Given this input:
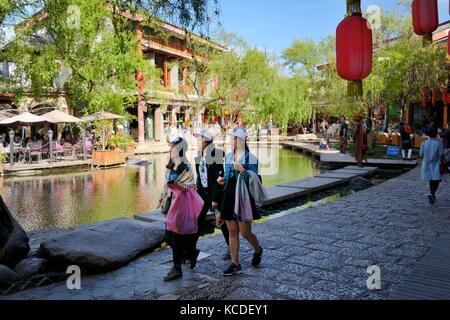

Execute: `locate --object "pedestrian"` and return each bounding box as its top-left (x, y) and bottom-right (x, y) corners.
top-left (441, 123), bottom-right (450, 149)
top-left (400, 123), bottom-right (413, 160)
top-left (193, 129), bottom-right (230, 260)
top-left (353, 117), bottom-right (368, 167)
top-left (420, 127), bottom-right (444, 204)
top-left (159, 137), bottom-right (204, 281)
top-left (339, 117), bottom-right (349, 155)
top-left (217, 126), bottom-right (265, 276)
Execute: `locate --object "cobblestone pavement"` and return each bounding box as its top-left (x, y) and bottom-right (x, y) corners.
top-left (3, 167), bottom-right (450, 300)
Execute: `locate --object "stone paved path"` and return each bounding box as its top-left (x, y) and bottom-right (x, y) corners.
top-left (2, 167), bottom-right (450, 300)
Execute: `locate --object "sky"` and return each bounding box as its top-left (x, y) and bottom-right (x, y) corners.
top-left (217, 0), bottom-right (450, 54)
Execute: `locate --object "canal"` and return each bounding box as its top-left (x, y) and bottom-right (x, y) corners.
top-left (0, 146), bottom-right (321, 231)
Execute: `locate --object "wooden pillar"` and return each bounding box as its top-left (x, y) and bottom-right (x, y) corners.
top-left (154, 108), bottom-right (163, 141)
top-left (135, 71), bottom-right (145, 144)
top-left (183, 67), bottom-right (189, 93)
top-left (405, 106), bottom-right (410, 126)
top-left (135, 23), bottom-right (145, 144)
top-left (163, 62), bottom-right (169, 88)
top-left (444, 105), bottom-right (448, 128)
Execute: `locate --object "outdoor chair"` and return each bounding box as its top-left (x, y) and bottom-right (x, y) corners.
top-left (51, 142), bottom-right (65, 161)
top-left (28, 141), bottom-right (43, 164)
top-left (63, 143), bottom-right (76, 161)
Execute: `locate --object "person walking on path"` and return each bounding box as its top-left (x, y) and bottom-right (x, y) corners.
top-left (339, 117), bottom-right (349, 155)
top-left (193, 129), bottom-right (230, 261)
top-left (159, 137), bottom-right (204, 282)
top-left (400, 123), bottom-right (413, 160)
top-left (441, 123), bottom-right (450, 150)
top-left (217, 126), bottom-right (264, 276)
top-left (420, 128), bottom-right (444, 204)
top-left (353, 118), bottom-right (368, 167)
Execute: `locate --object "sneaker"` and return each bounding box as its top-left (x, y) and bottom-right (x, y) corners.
top-left (189, 249), bottom-right (200, 270)
top-left (164, 267), bottom-right (183, 282)
top-left (222, 263), bottom-right (242, 277)
top-left (251, 247), bottom-right (263, 267)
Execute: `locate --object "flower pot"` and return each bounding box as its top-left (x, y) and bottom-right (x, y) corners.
top-left (390, 134), bottom-right (401, 146)
top-left (414, 136), bottom-right (428, 149)
top-left (376, 133), bottom-right (389, 145)
top-left (126, 145), bottom-right (135, 156)
top-left (92, 149), bottom-right (126, 167)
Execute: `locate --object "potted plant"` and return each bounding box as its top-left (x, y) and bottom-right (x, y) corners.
top-left (414, 135), bottom-right (428, 149)
top-left (91, 120), bottom-right (126, 167)
top-left (0, 152), bottom-right (6, 176)
top-left (376, 133), bottom-right (388, 145)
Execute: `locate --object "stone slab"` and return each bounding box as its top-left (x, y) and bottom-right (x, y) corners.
top-left (315, 172), bottom-right (358, 180)
top-left (264, 186), bottom-right (310, 206)
top-left (39, 218), bottom-right (165, 273)
top-left (277, 177), bottom-right (343, 191)
top-left (134, 211), bottom-right (165, 223)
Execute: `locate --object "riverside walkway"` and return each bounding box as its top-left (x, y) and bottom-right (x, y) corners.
top-left (282, 141), bottom-right (418, 168)
top-left (3, 167), bottom-right (450, 300)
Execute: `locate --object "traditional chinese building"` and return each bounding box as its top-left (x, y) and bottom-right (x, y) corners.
top-left (0, 13), bottom-right (226, 144)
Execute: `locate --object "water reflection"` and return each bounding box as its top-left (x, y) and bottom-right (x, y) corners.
top-left (0, 147), bottom-right (319, 231)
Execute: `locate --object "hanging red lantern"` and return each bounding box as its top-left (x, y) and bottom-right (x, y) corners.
top-left (421, 87), bottom-right (429, 106)
top-left (412, 0), bottom-right (439, 43)
top-left (336, 14), bottom-right (373, 96)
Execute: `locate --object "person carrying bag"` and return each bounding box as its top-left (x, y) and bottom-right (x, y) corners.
top-left (159, 137), bottom-right (204, 282)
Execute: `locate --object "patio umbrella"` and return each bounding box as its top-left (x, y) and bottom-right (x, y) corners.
top-left (0, 112), bottom-right (48, 126)
top-left (82, 111), bottom-right (123, 122)
top-left (42, 110), bottom-right (81, 124)
top-left (0, 111), bottom-right (17, 121)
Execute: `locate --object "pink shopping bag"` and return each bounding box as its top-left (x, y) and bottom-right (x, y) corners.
top-left (166, 186), bottom-right (204, 235)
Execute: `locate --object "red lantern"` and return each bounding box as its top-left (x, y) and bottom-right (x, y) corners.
top-left (431, 88), bottom-right (437, 106)
top-left (422, 98), bottom-right (428, 106)
top-left (135, 71), bottom-right (145, 92)
top-left (412, 0), bottom-right (438, 39)
top-left (336, 15), bottom-right (373, 96)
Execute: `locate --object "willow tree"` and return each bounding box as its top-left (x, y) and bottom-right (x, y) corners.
top-left (208, 34), bottom-right (277, 124)
top-left (259, 76), bottom-right (311, 135)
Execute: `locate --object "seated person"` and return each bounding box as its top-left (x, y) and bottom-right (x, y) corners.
top-left (23, 137), bottom-right (32, 148)
top-left (319, 138), bottom-right (329, 151)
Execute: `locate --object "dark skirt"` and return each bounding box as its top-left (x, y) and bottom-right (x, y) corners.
top-left (221, 175), bottom-right (261, 222)
top-left (402, 140), bottom-right (412, 150)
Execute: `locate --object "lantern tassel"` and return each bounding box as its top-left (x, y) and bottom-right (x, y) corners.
top-left (348, 80), bottom-right (363, 97)
top-left (423, 33), bottom-right (433, 46)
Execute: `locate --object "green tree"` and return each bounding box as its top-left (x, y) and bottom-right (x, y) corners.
top-left (259, 76), bottom-right (311, 135)
top-left (208, 33), bottom-right (277, 123)
top-left (0, 0), bottom-right (219, 115)
top-left (365, 10), bottom-right (447, 123)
